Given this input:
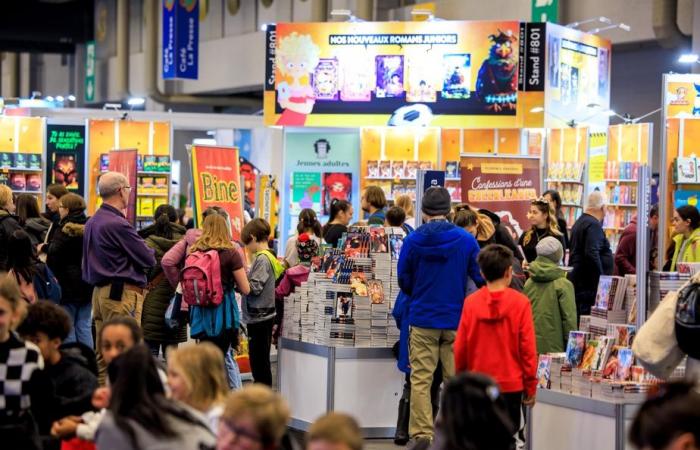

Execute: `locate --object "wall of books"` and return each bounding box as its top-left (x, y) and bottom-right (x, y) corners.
top-left (87, 120), bottom-right (172, 227)
top-left (602, 124), bottom-right (651, 252)
top-left (282, 226), bottom-right (403, 348)
top-left (544, 127), bottom-right (588, 230)
top-left (0, 116), bottom-right (45, 206)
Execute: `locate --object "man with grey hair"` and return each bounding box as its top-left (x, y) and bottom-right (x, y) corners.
top-left (567, 190), bottom-right (613, 318)
top-left (83, 171), bottom-right (155, 382)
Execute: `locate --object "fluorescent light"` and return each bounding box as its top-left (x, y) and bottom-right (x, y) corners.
top-left (260, 23), bottom-right (267, 31)
top-left (530, 107), bottom-right (544, 113)
top-left (604, 110), bottom-right (617, 116)
top-left (67, 95), bottom-right (76, 102)
top-left (45, 96), bottom-right (54, 102)
top-left (127, 97), bottom-right (145, 106)
top-left (678, 53), bottom-right (699, 64)
top-left (56, 95), bottom-right (64, 102)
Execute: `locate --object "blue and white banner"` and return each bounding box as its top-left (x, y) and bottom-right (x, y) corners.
top-left (162, 0), bottom-right (199, 80)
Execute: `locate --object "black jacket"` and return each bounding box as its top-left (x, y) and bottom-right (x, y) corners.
top-left (518, 227), bottom-right (566, 263)
top-left (556, 216), bottom-right (570, 250)
top-left (45, 213), bottom-right (92, 304)
top-left (0, 209), bottom-right (22, 271)
top-left (567, 212), bottom-right (613, 307)
top-left (23, 217), bottom-right (52, 247)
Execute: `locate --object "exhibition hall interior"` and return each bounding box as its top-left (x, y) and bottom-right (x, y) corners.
top-left (0, 1), bottom-right (699, 450)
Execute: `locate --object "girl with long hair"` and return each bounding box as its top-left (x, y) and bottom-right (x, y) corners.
top-left (0, 184), bottom-right (21, 271)
top-left (518, 197), bottom-right (564, 264)
top-left (96, 345), bottom-right (216, 449)
top-left (395, 194), bottom-right (415, 229)
top-left (15, 194), bottom-right (52, 246)
top-left (543, 189), bottom-right (569, 250)
top-left (139, 204), bottom-right (188, 360)
top-left (167, 342), bottom-right (229, 433)
top-left (322, 199), bottom-right (353, 248)
top-left (7, 229), bottom-right (55, 303)
top-left (284, 208), bottom-right (322, 267)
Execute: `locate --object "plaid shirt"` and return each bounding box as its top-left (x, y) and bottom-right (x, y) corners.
top-left (0, 332), bottom-right (44, 415)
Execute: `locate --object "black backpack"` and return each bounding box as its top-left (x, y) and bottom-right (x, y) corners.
top-left (675, 283), bottom-right (700, 359)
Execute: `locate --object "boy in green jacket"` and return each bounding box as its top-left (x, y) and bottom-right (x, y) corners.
top-left (523, 236), bottom-right (577, 354)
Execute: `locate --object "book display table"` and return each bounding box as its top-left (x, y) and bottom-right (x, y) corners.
top-left (527, 389), bottom-right (642, 450)
top-left (278, 338), bottom-right (403, 437)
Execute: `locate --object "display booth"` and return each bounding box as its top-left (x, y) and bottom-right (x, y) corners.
top-left (0, 116), bottom-right (46, 206)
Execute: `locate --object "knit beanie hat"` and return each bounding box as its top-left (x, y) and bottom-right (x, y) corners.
top-left (536, 236), bottom-right (564, 264)
top-left (421, 187), bottom-right (452, 217)
top-left (296, 233), bottom-right (319, 263)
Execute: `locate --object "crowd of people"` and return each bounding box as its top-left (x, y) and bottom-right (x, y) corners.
top-left (0, 171), bottom-right (698, 450)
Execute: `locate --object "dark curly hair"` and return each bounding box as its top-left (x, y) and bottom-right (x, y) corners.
top-left (17, 300), bottom-right (71, 341)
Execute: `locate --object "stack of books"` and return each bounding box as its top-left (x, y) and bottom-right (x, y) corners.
top-left (589, 276), bottom-right (629, 336)
top-left (648, 271), bottom-right (689, 315)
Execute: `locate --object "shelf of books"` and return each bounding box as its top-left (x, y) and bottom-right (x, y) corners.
top-left (0, 116), bottom-right (46, 201)
top-left (360, 127), bottom-right (440, 204)
top-left (530, 271), bottom-right (687, 450)
top-left (87, 119), bottom-right (172, 226)
top-left (545, 127), bottom-right (588, 229)
top-left (279, 226), bottom-right (405, 436)
top-left (602, 124), bottom-right (651, 252)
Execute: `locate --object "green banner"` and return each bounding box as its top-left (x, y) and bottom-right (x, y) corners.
top-left (85, 41), bottom-right (96, 102)
top-left (531, 0), bottom-right (558, 22)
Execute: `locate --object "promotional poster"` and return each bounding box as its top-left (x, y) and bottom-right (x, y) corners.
top-left (46, 124), bottom-right (86, 197)
top-left (256, 174), bottom-right (279, 239)
top-left (460, 156), bottom-right (541, 237)
top-left (663, 74), bottom-right (700, 118)
top-left (108, 149), bottom-right (138, 226)
top-left (190, 145), bottom-right (245, 241)
top-left (265, 20), bottom-right (521, 127)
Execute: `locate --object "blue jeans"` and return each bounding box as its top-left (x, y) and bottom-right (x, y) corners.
top-left (225, 347), bottom-right (242, 390)
top-left (62, 302), bottom-right (93, 349)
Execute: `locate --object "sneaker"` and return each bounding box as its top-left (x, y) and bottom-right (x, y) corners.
top-left (408, 437), bottom-right (432, 450)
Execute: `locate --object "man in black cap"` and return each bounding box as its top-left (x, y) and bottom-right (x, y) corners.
top-left (397, 186), bottom-right (484, 445)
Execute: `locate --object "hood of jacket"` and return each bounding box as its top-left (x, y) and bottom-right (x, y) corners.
top-left (146, 234), bottom-right (182, 256)
top-left (527, 256), bottom-right (567, 282)
top-left (139, 222), bottom-right (187, 239)
top-left (184, 228), bottom-right (202, 246)
top-left (256, 249), bottom-right (286, 280)
top-left (474, 287), bottom-right (508, 321)
top-left (25, 216), bottom-right (51, 232)
top-left (411, 221), bottom-right (469, 261)
top-left (61, 213), bottom-right (88, 236)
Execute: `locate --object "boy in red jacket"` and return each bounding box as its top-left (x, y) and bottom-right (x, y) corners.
top-left (454, 244), bottom-right (537, 434)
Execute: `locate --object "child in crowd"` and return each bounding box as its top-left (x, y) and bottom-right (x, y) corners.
top-left (50, 316), bottom-right (144, 443)
top-left (218, 384), bottom-right (291, 450)
top-left (17, 301), bottom-right (98, 430)
top-left (523, 237), bottom-right (577, 353)
top-left (274, 233), bottom-right (319, 344)
top-left (241, 218), bottom-right (285, 386)
top-left (96, 345), bottom-right (216, 450)
top-left (428, 373), bottom-right (517, 450)
top-left (629, 381), bottom-right (700, 450)
top-left (454, 244), bottom-right (537, 439)
top-left (385, 206), bottom-right (413, 235)
top-left (167, 342), bottom-right (229, 433)
top-left (308, 413), bottom-right (363, 450)
top-left (0, 274), bottom-right (51, 450)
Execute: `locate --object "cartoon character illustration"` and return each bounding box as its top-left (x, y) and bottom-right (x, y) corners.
top-left (313, 58), bottom-right (339, 101)
top-left (275, 32), bottom-right (321, 126)
top-left (475, 30), bottom-right (518, 112)
top-left (323, 173), bottom-right (352, 215)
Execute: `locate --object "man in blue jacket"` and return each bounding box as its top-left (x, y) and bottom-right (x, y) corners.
top-left (397, 187), bottom-right (484, 444)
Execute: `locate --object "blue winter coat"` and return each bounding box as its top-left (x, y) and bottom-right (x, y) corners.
top-left (392, 290), bottom-right (411, 374)
top-left (397, 221), bottom-right (484, 330)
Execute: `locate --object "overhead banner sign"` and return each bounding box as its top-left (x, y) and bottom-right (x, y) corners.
top-left (190, 145), bottom-right (245, 241)
top-left (46, 124), bottom-right (86, 198)
top-left (460, 156), bottom-right (541, 238)
top-left (532, 0), bottom-right (559, 22)
top-left (264, 20), bottom-right (521, 128)
top-left (108, 149), bottom-right (138, 226)
top-left (162, 0), bottom-right (199, 79)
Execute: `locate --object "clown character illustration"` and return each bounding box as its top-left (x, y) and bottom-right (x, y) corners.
top-left (323, 173), bottom-right (352, 215)
top-left (475, 29), bottom-right (518, 112)
top-left (312, 58), bottom-right (339, 101)
top-left (275, 32), bottom-right (321, 126)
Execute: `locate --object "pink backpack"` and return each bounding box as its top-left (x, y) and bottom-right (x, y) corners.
top-left (180, 250), bottom-right (223, 307)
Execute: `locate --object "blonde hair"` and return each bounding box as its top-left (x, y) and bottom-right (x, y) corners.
top-left (222, 384), bottom-right (290, 447)
top-left (190, 214), bottom-right (234, 253)
top-left (0, 185), bottom-right (12, 209)
top-left (395, 194), bottom-right (414, 218)
top-left (451, 204), bottom-right (495, 242)
top-left (523, 199), bottom-right (562, 245)
top-left (309, 413), bottom-right (363, 450)
top-left (276, 32), bottom-right (320, 77)
top-left (167, 342), bottom-right (228, 412)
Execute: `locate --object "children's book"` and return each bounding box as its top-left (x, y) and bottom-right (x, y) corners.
top-left (405, 161), bottom-right (419, 179)
top-left (367, 161), bottom-right (379, 178)
top-left (445, 161), bottom-right (459, 178)
top-left (367, 280), bottom-right (385, 304)
top-left (379, 161), bottom-right (392, 178)
top-left (591, 336), bottom-right (615, 372)
top-left (389, 234), bottom-right (404, 260)
top-left (607, 323), bottom-right (636, 347)
top-left (369, 227), bottom-right (388, 253)
top-left (0, 153), bottom-right (12, 168)
top-left (313, 58), bottom-right (340, 101)
top-left (580, 340), bottom-right (598, 370)
top-left (392, 161), bottom-right (406, 179)
top-left (537, 355), bottom-right (552, 389)
top-left (616, 348), bottom-right (634, 381)
top-left (375, 55), bottom-right (405, 99)
top-left (350, 272), bottom-right (368, 296)
top-left (565, 331), bottom-right (589, 368)
top-left (28, 154), bottom-right (41, 170)
top-left (13, 153), bottom-right (28, 169)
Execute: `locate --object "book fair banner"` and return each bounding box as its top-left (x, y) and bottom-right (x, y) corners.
top-left (190, 145), bottom-right (245, 241)
top-left (460, 156), bottom-right (541, 238)
top-left (46, 124), bottom-right (86, 198)
top-left (108, 149), bottom-right (138, 226)
top-left (264, 20), bottom-right (522, 128)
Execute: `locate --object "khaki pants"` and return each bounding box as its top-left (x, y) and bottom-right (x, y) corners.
top-left (92, 285), bottom-right (145, 385)
top-left (408, 326), bottom-right (456, 440)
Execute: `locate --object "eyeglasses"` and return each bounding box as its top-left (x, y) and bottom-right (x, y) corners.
top-left (220, 420), bottom-right (263, 445)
